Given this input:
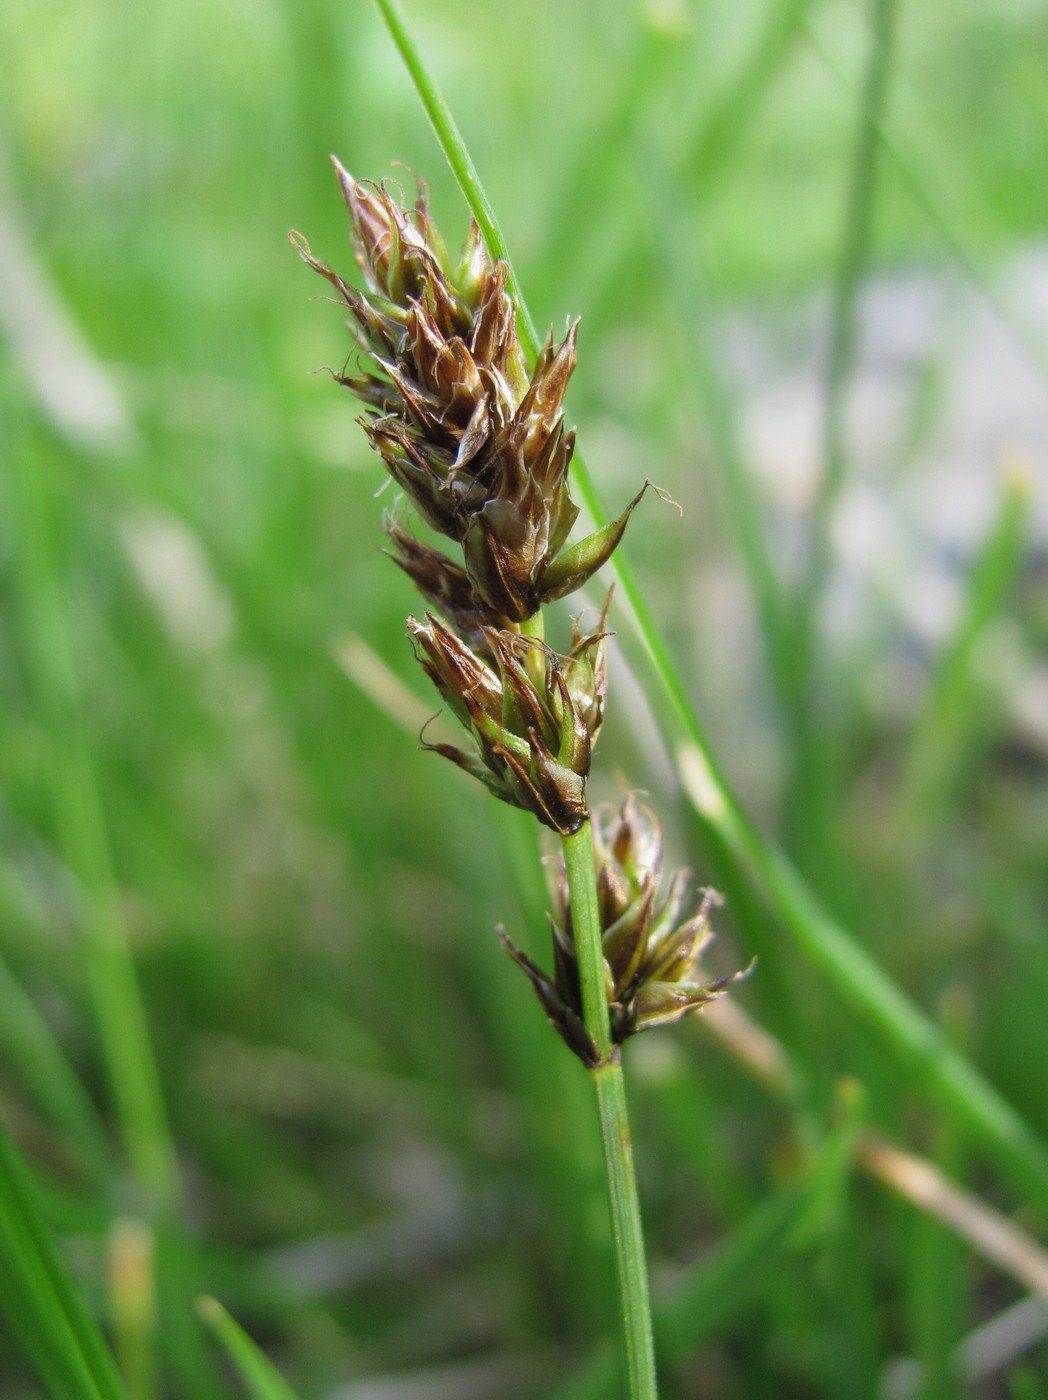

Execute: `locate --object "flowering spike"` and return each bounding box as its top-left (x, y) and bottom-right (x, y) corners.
top-left (537, 482), bottom-right (653, 605)
top-left (506, 797), bottom-right (750, 1061)
top-left (406, 615), bottom-right (603, 835)
top-left (296, 170), bottom-right (751, 1044)
top-left (296, 165), bottom-right (613, 620)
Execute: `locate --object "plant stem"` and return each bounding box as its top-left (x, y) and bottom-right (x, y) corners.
top-left (518, 611), bottom-right (547, 689)
top-left (562, 824), bottom-right (657, 1400)
top-left (562, 825), bottom-right (612, 1064)
top-left (371, 0), bottom-right (536, 347)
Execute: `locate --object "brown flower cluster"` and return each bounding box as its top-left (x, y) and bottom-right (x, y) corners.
top-left (293, 161), bottom-right (646, 625)
top-left (293, 161), bottom-right (648, 833)
top-left (409, 609), bottom-right (607, 836)
top-left (296, 161), bottom-right (746, 1056)
top-left (503, 798), bottom-right (751, 1065)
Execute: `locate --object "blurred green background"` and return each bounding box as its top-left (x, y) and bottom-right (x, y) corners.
top-left (2, 0), bottom-right (1048, 1396)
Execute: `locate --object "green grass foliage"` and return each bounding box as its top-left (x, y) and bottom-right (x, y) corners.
top-left (1, 0), bottom-right (1047, 1395)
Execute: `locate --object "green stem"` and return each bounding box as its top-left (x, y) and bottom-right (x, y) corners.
top-left (371, 0), bottom-right (537, 350)
top-left (562, 824), bottom-right (657, 1400)
top-left (518, 610), bottom-right (547, 690)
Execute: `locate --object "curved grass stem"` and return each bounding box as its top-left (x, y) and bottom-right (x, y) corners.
top-left (562, 824), bottom-right (657, 1400)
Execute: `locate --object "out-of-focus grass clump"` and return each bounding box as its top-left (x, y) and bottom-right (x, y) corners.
top-left (1, 0), bottom-right (1047, 1396)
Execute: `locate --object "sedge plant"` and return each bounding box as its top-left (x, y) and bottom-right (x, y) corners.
top-left (293, 163), bottom-right (749, 1398)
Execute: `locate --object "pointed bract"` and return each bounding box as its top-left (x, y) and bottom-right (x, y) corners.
top-left (537, 482), bottom-right (654, 606)
top-left (385, 524), bottom-right (507, 647)
top-left (500, 932), bottom-right (599, 1066)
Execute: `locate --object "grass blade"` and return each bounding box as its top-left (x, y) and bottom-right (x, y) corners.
top-left (783, 0), bottom-right (899, 887)
top-left (552, 1126), bottom-right (848, 1400)
top-left (373, 0), bottom-right (1048, 1222)
top-left (0, 1122), bottom-right (129, 1400)
top-left (197, 1297), bottom-right (302, 1400)
top-left (901, 1117), bottom-right (969, 1400)
top-left (637, 140), bottom-right (791, 699)
top-left (683, 0), bottom-right (818, 186)
top-left (0, 948), bottom-right (112, 1187)
top-left (108, 1220), bottom-right (157, 1400)
top-left (6, 420), bottom-right (178, 1213)
top-left (799, 0), bottom-right (899, 634)
top-left (546, 0), bottom-right (818, 328)
top-left (898, 467), bottom-right (1031, 833)
top-left (537, 12), bottom-right (680, 317)
top-left (804, 16), bottom-right (1048, 385)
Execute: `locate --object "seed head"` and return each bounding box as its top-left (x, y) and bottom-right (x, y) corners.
top-left (503, 797), bottom-right (751, 1063)
top-left (407, 615), bottom-right (608, 834)
top-left (292, 163), bottom-right (648, 621)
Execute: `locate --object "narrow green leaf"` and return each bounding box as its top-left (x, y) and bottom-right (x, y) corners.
top-left (636, 148), bottom-right (790, 697)
top-left (899, 469), bottom-right (1031, 831)
top-left (108, 1219), bottom-right (157, 1400)
top-left (903, 1111), bottom-right (969, 1400)
top-left (0, 1123), bottom-right (129, 1400)
top-left (0, 948), bottom-right (112, 1188)
top-left (817, 1087), bottom-right (882, 1400)
top-left (197, 1297), bottom-right (302, 1400)
top-left (800, 0), bottom-right (899, 625)
top-left (537, 12), bottom-right (681, 318)
top-left (783, 0), bottom-right (899, 891)
top-left (657, 1169), bottom-right (824, 1362)
top-left (683, 0), bottom-right (817, 185)
top-left (805, 17), bottom-right (1048, 385)
top-left (543, 0), bottom-right (818, 322)
top-left (7, 421), bottom-right (178, 1212)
